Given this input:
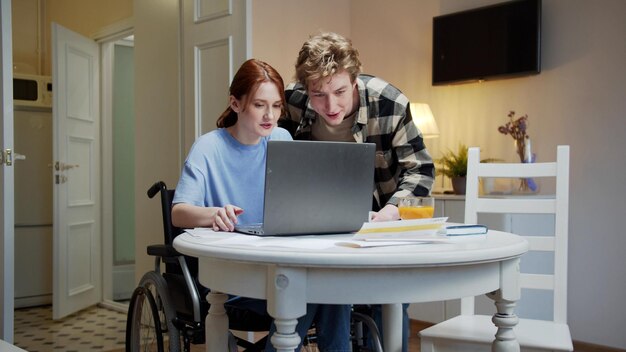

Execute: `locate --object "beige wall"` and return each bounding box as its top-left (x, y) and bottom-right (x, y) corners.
top-left (351, 0), bottom-right (439, 102)
top-left (11, 0), bottom-right (40, 74)
top-left (133, 0), bottom-right (181, 282)
top-left (250, 0), bottom-right (351, 84)
top-left (43, 0), bottom-right (132, 35)
top-left (252, 0), bottom-right (626, 348)
top-left (12, 0), bottom-right (132, 75)
top-left (42, 0), bottom-right (132, 75)
top-left (11, 0), bottom-right (133, 75)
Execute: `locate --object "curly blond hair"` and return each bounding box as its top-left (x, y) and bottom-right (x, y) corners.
top-left (295, 32), bottom-right (362, 89)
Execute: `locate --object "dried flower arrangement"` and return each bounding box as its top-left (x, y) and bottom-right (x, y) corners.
top-left (498, 111), bottom-right (537, 191)
top-left (498, 111), bottom-right (531, 163)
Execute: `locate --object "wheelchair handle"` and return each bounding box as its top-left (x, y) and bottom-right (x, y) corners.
top-left (147, 181), bottom-right (167, 199)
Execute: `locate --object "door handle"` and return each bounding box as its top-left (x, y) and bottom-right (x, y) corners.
top-left (2, 149), bottom-right (26, 166)
top-left (55, 161), bottom-right (80, 171)
top-left (61, 163), bottom-right (79, 171)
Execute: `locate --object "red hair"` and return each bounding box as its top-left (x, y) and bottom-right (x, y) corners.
top-left (216, 59), bottom-right (286, 128)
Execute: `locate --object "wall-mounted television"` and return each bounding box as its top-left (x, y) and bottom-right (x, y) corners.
top-left (432, 0), bottom-right (541, 85)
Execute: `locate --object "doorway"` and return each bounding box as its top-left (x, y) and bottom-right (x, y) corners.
top-left (101, 35), bottom-right (136, 309)
top-left (11, 23), bottom-right (135, 314)
top-left (4, 0), bottom-right (137, 340)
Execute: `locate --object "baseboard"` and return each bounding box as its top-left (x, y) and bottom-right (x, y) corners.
top-left (113, 264), bottom-right (135, 301)
top-left (572, 340), bottom-right (626, 352)
top-left (15, 294), bottom-right (52, 309)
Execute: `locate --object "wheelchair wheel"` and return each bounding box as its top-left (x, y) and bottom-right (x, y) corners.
top-left (126, 286), bottom-right (164, 352)
top-left (139, 271), bottom-right (182, 352)
top-left (351, 311), bottom-right (383, 352)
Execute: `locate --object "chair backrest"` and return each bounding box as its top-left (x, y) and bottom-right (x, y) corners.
top-left (461, 145), bottom-right (570, 324)
top-left (146, 181), bottom-right (205, 319)
top-left (147, 181), bottom-right (197, 277)
top-left (147, 181), bottom-right (183, 245)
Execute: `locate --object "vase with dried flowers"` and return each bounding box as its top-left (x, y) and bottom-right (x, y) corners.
top-left (498, 111), bottom-right (537, 192)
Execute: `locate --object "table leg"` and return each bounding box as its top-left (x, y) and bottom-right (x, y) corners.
top-left (270, 318), bottom-right (300, 352)
top-left (491, 258), bottom-right (521, 352)
top-left (266, 267), bottom-right (307, 352)
top-left (381, 303), bottom-right (402, 352)
top-left (205, 291), bottom-right (229, 351)
top-left (491, 292), bottom-right (520, 352)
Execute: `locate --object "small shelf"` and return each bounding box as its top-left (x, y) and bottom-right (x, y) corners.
top-left (432, 193), bottom-right (465, 201)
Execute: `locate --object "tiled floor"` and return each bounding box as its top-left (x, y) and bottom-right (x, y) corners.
top-left (14, 305), bottom-right (126, 352)
top-left (10, 305), bottom-right (623, 352)
top-left (12, 304), bottom-right (431, 352)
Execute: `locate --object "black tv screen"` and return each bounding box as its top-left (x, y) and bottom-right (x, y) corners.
top-left (432, 0), bottom-right (541, 85)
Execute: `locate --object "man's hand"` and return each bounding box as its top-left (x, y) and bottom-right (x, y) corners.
top-left (369, 203), bottom-right (400, 222)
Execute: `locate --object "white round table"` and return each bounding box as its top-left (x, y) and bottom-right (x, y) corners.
top-left (174, 228), bottom-right (528, 352)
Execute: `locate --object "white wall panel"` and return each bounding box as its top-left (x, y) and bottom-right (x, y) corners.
top-left (196, 38), bottom-right (230, 134)
top-left (196, 0), bottom-right (231, 22)
top-left (67, 221), bottom-right (95, 295)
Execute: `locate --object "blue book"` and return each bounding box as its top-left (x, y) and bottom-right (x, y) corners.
top-left (445, 224), bottom-right (488, 236)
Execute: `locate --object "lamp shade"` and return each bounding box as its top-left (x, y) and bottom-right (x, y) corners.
top-left (410, 103), bottom-right (440, 138)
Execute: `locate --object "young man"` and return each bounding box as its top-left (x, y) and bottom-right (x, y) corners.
top-left (280, 32), bottom-right (435, 351)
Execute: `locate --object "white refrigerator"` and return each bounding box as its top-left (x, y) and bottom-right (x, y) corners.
top-left (13, 106), bottom-right (53, 308)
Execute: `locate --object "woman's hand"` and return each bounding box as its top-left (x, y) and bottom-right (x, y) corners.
top-left (211, 205), bottom-right (244, 232)
top-left (172, 203), bottom-right (243, 231)
top-left (369, 203), bottom-right (400, 222)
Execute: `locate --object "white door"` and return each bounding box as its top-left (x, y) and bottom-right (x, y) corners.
top-left (1, 0), bottom-right (15, 341)
top-left (52, 23), bottom-right (101, 320)
top-left (181, 0), bottom-right (248, 150)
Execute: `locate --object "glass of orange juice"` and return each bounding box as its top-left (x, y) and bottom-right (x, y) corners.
top-left (398, 196), bottom-right (435, 219)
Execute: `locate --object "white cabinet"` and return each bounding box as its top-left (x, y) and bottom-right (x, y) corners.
top-left (409, 194), bottom-right (554, 323)
top-left (433, 194), bottom-right (464, 222)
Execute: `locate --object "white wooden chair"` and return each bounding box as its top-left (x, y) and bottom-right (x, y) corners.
top-left (420, 145), bottom-right (573, 351)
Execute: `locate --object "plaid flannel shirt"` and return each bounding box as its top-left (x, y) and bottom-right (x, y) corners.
top-left (281, 74), bottom-right (435, 210)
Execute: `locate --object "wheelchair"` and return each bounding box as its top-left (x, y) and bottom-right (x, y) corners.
top-left (125, 181), bottom-right (383, 352)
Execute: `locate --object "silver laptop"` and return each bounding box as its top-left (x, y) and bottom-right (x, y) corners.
top-left (236, 140), bottom-right (375, 236)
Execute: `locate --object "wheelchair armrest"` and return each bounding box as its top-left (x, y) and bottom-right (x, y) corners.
top-left (147, 244), bottom-right (182, 258)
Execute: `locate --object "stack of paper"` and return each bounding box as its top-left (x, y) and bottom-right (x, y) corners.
top-left (352, 217), bottom-right (448, 241)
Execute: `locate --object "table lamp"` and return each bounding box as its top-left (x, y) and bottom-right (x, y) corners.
top-left (410, 103), bottom-right (439, 138)
top-left (410, 102), bottom-right (443, 191)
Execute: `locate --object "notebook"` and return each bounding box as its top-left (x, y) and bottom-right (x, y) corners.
top-left (235, 140), bottom-right (375, 236)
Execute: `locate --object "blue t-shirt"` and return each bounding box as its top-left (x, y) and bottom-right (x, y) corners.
top-left (173, 127), bottom-right (292, 225)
